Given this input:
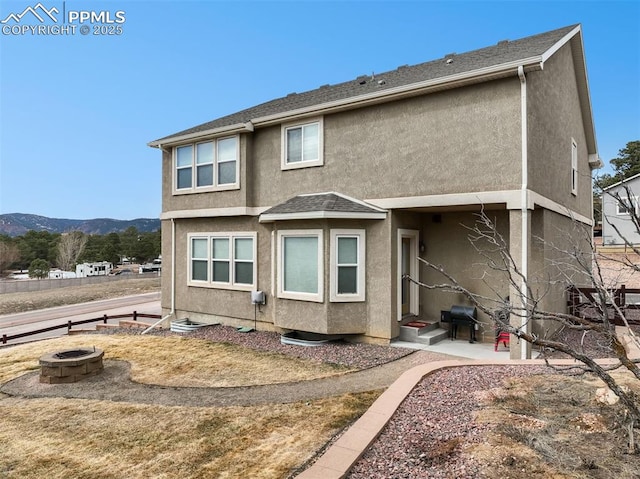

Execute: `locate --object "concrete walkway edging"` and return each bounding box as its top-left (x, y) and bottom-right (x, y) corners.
top-left (295, 358), bottom-right (619, 479)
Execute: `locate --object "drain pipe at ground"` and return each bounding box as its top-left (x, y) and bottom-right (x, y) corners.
top-left (142, 217), bottom-right (175, 335)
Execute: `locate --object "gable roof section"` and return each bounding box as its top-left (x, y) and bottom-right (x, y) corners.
top-left (602, 172), bottom-right (640, 192)
top-left (150, 24), bottom-right (596, 157)
top-left (259, 192), bottom-right (387, 222)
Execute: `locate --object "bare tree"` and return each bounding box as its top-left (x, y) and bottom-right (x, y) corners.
top-left (57, 231), bottom-right (88, 272)
top-left (0, 241), bottom-right (20, 275)
top-left (406, 209), bottom-right (640, 451)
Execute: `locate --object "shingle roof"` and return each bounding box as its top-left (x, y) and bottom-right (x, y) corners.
top-left (153, 24), bottom-right (578, 144)
top-left (259, 193), bottom-right (386, 222)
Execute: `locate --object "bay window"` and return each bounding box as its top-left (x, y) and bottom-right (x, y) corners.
top-left (330, 229), bottom-right (365, 302)
top-left (277, 230), bottom-right (323, 302)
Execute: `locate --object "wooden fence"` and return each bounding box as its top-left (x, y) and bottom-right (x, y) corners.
top-left (1, 311), bottom-right (162, 345)
top-left (567, 285), bottom-right (640, 325)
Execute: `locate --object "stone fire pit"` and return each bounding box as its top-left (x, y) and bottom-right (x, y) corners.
top-left (39, 347), bottom-right (104, 384)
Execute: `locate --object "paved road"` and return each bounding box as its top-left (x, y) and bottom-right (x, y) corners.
top-left (0, 293), bottom-right (162, 345)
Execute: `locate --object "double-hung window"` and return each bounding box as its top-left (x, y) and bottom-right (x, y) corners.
top-left (277, 230), bottom-right (323, 302)
top-left (281, 118), bottom-right (323, 170)
top-left (330, 229), bottom-right (365, 302)
top-left (174, 136), bottom-right (238, 193)
top-left (571, 139), bottom-right (578, 196)
top-left (616, 196), bottom-right (636, 216)
top-left (188, 232), bottom-right (256, 290)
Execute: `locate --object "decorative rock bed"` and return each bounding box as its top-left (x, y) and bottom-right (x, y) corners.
top-left (39, 347), bottom-right (104, 384)
top-left (280, 331), bottom-right (341, 347)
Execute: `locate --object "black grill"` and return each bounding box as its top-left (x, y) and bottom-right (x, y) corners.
top-left (449, 305), bottom-right (477, 343)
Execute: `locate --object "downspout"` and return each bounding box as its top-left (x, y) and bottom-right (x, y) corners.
top-left (518, 65), bottom-right (529, 359)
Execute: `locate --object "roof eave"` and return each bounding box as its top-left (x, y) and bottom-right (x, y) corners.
top-left (259, 211), bottom-right (387, 223)
top-left (540, 25), bottom-right (597, 157)
top-left (148, 121), bottom-right (254, 148)
top-left (251, 58), bottom-right (544, 127)
top-left (602, 172), bottom-right (640, 191)
top-left (152, 57), bottom-right (546, 146)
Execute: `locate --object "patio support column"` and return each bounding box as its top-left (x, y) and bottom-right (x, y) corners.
top-left (509, 209), bottom-right (532, 359)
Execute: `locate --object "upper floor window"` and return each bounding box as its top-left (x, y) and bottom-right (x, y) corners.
top-left (281, 118), bottom-right (323, 170)
top-left (571, 139), bottom-right (578, 196)
top-left (174, 136), bottom-right (238, 194)
top-left (616, 196), bottom-right (636, 216)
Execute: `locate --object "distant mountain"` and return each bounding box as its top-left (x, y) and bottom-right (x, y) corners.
top-left (0, 213), bottom-right (160, 237)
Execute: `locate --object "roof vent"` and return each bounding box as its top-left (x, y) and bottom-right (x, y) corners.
top-left (377, 79), bottom-right (386, 86)
top-left (397, 64), bottom-right (409, 70)
top-left (446, 58), bottom-right (453, 65)
top-left (319, 84), bottom-right (330, 89)
top-left (286, 92), bottom-right (297, 97)
top-left (497, 39), bottom-right (509, 45)
top-left (444, 52), bottom-right (456, 58)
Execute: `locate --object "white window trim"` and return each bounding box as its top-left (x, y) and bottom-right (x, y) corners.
top-left (281, 117), bottom-right (324, 171)
top-left (187, 232), bottom-right (256, 291)
top-left (277, 229), bottom-right (324, 302)
top-left (571, 138), bottom-right (578, 196)
top-left (616, 196), bottom-right (637, 216)
top-left (173, 135), bottom-right (240, 195)
top-left (330, 229), bottom-right (365, 302)
top-left (189, 235), bottom-right (210, 284)
top-left (397, 229), bottom-right (420, 321)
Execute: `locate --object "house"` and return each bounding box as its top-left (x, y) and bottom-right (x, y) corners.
top-left (149, 24), bottom-right (601, 359)
top-left (48, 269), bottom-right (77, 279)
top-left (76, 261), bottom-right (113, 278)
top-left (601, 173), bottom-right (640, 246)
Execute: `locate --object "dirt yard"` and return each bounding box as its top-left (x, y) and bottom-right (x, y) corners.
top-left (0, 277), bottom-right (160, 315)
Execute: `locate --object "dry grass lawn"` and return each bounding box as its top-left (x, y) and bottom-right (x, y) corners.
top-left (0, 334), bottom-right (353, 387)
top-left (0, 393), bottom-right (379, 479)
top-left (0, 334), bottom-right (377, 478)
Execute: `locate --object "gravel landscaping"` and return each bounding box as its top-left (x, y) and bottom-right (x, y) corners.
top-left (347, 365), bottom-right (550, 479)
top-left (102, 324), bottom-right (416, 370)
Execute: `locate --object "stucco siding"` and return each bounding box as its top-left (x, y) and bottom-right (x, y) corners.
top-left (529, 209), bottom-right (591, 335)
top-left (161, 135), bottom-right (250, 214)
top-left (527, 43), bottom-right (591, 218)
top-left (167, 217), bottom-right (272, 328)
top-left (418, 210), bottom-right (510, 343)
top-left (228, 79), bottom-right (521, 211)
top-left (162, 215), bottom-right (393, 338)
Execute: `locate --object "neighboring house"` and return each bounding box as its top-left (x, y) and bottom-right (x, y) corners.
top-left (76, 261), bottom-right (113, 278)
top-left (48, 269), bottom-right (77, 279)
top-left (601, 173), bottom-right (640, 246)
top-left (149, 24), bottom-right (601, 358)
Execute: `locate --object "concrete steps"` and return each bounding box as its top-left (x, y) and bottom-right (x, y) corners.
top-left (399, 321), bottom-right (449, 345)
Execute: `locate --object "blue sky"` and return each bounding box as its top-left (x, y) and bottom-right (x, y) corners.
top-left (0, 0), bottom-right (638, 220)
